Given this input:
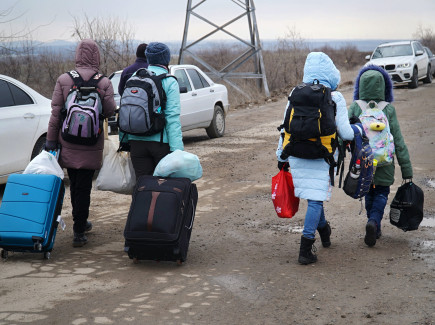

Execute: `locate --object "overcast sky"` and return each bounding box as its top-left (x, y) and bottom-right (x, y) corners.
top-left (2, 0), bottom-right (435, 43)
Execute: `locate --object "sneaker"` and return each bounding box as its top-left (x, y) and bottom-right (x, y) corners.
top-left (73, 233), bottom-right (88, 247)
top-left (85, 221), bottom-right (93, 233)
top-left (364, 220), bottom-right (377, 247)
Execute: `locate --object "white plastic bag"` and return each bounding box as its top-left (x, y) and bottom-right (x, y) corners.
top-left (153, 149), bottom-right (202, 181)
top-left (23, 151), bottom-right (64, 179)
top-left (96, 141), bottom-right (136, 194)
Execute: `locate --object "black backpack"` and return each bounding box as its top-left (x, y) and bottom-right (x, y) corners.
top-left (390, 181), bottom-right (424, 231)
top-left (278, 80), bottom-right (337, 183)
top-left (118, 68), bottom-right (175, 138)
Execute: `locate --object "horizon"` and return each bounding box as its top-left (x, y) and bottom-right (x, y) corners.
top-left (18, 38), bottom-right (424, 54)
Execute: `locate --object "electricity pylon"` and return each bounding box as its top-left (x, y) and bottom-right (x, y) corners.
top-left (179, 0), bottom-right (270, 97)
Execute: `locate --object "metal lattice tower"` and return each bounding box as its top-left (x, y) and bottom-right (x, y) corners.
top-left (179, 0), bottom-right (270, 97)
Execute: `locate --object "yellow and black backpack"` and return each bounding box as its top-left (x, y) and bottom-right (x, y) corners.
top-left (278, 80), bottom-right (338, 181)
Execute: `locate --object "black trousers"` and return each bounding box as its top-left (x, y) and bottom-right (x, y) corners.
top-left (129, 140), bottom-right (170, 179)
top-left (67, 168), bottom-right (95, 234)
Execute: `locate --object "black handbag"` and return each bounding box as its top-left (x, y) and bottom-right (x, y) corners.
top-left (390, 180), bottom-right (424, 231)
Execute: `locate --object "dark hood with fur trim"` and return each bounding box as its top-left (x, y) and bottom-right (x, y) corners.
top-left (353, 64), bottom-right (394, 102)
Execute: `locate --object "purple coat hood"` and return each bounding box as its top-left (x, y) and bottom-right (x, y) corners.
top-left (47, 39), bottom-right (116, 170)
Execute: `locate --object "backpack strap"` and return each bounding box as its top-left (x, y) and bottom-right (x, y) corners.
top-left (336, 138), bottom-right (348, 188)
top-left (67, 70), bottom-right (85, 87)
top-left (85, 72), bottom-right (104, 88)
top-left (356, 99), bottom-right (389, 111)
top-left (355, 99), bottom-right (367, 111)
top-left (377, 101), bottom-right (389, 110)
top-left (67, 70), bottom-right (103, 89)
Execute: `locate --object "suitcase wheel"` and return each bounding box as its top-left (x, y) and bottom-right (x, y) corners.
top-left (133, 257), bottom-right (139, 264)
top-left (176, 259), bottom-right (183, 266)
top-left (1, 249), bottom-right (8, 259)
top-left (43, 252), bottom-right (51, 260)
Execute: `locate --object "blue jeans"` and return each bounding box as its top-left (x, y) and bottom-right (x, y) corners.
top-left (365, 185), bottom-right (390, 232)
top-left (303, 200), bottom-right (327, 239)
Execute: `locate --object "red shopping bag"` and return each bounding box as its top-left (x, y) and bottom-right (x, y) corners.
top-left (271, 168), bottom-right (299, 218)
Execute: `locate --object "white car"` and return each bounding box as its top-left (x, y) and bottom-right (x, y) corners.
top-left (0, 75), bottom-right (51, 184)
top-left (109, 64), bottom-right (230, 138)
top-left (365, 40), bottom-right (431, 88)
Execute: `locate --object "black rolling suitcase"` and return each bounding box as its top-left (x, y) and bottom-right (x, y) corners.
top-left (124, 175), bottom-right (198, 264)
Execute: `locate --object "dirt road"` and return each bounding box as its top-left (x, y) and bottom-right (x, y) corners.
top-left (1, 82), bottom-right (434, 325)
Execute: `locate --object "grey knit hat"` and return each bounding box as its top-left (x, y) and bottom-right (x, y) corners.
top-left (145, 42), bottom-right (171, 66)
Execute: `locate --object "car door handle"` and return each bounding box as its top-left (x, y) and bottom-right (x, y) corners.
top-left (210, 89), bottom-right (215, 93)
top-left (23, 113), bottom-right (35, 119)
top-left (191, 93), bottom-right (197, 96)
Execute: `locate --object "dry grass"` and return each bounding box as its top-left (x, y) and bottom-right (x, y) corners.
top-left (1, 40), bottom-right (365, 106)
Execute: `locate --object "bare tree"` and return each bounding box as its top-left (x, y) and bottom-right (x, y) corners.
top-left (264, 27), bottom-right (309, 93)
top-left (71, 14), bottom-right (136, 75)
top-left (414, 24), bottom-right (435, 49)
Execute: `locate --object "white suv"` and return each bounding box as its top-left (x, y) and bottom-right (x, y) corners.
top-left (365, 40), bottom-right (432, 88)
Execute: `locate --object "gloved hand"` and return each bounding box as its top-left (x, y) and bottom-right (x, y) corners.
top-left (277, 161), bottom-right (289, 172)
top-left (44, 141), bottom-right (57, 151)
top-left (349, 115), bottom-right (361, 125)
top-left (118, 142), bottom-right (131, 152)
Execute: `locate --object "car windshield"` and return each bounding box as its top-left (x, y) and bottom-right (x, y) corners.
top-left (372, 44), bottom-right (413, 59)
top-left (110, 73), bottom-right (120, 96)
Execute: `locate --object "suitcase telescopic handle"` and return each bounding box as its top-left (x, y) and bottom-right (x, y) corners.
top-left (186, 199), bottom-right (196, 230)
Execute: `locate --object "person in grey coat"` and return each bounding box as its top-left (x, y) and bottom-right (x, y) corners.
top-left (46, 39), bottom-right (116, 247)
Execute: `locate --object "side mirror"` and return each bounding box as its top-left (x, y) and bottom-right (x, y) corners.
top-left (179, 86), bottom-right (188, 94)
top-left (365, 55), bottom-right (371, 60)
top-left (415, 50), bottom-right (424, 56)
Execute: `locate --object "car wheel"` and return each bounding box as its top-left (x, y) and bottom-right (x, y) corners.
top-left (423, 65), bottom-right (432, 84)
top-left (206, 105), bottom-right (225, 138)
top-left (31, 136), bottom-right (46, 160)
top-left (408, 67), bottom-right (419, 89)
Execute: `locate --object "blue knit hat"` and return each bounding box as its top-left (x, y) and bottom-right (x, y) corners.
top-left (353, 64), bottom-right (394, 102)
top-left (145, 42), bottom-right (171, 66)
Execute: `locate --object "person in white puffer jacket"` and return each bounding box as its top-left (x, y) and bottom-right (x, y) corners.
top-left (276, 52), bottom-right (356, 265)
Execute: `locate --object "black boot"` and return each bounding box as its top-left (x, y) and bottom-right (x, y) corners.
top-left (298, 236), bottom-right (317, 265)
top-left (73, 233), bottom-right (88, 247)
top-left (364, 220), bottom-right (377, 247)
top-left (85, 221), bottom-right (93, 232)
top-left (317, 222), bottom-right (331, 248)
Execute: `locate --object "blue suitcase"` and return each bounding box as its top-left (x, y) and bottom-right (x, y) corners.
top-left (0, 173), bottom-right (65, 259)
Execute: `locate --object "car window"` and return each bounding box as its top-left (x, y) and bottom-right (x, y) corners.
top-left (110, 73), bottom-right (120, 96)
top-left (0, 80), bottom-right (15, 108)
top-left (198, 72), bottom-right (210, 88)
top-left (173, 69), bottom-right (192, 92)
top-left (187, 69), bottom-right (207, 90)
top-left (413, 42), bottom-right (424, 53)
top-left (425, 48), bottom-right (434, 57)
top-left (372, 44), bottom-right (413, 59)
top-left (8, 82), bottom-right (33, 105)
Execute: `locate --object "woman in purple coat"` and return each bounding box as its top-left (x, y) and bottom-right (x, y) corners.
top-left (46, 39), bottom-right (116, 247)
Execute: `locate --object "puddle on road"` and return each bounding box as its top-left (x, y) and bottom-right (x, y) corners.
top-left (425, 179), bottom-right (435, 189)
top-left (411, 213), bottom-right (435, 270)
top-left (412, 239), bottom-right (435, 270)
top-left (420, 218), bottom-right (435, 228)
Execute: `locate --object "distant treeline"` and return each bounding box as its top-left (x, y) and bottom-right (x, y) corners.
top-left (1, 28), bottom-right (434, 108)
